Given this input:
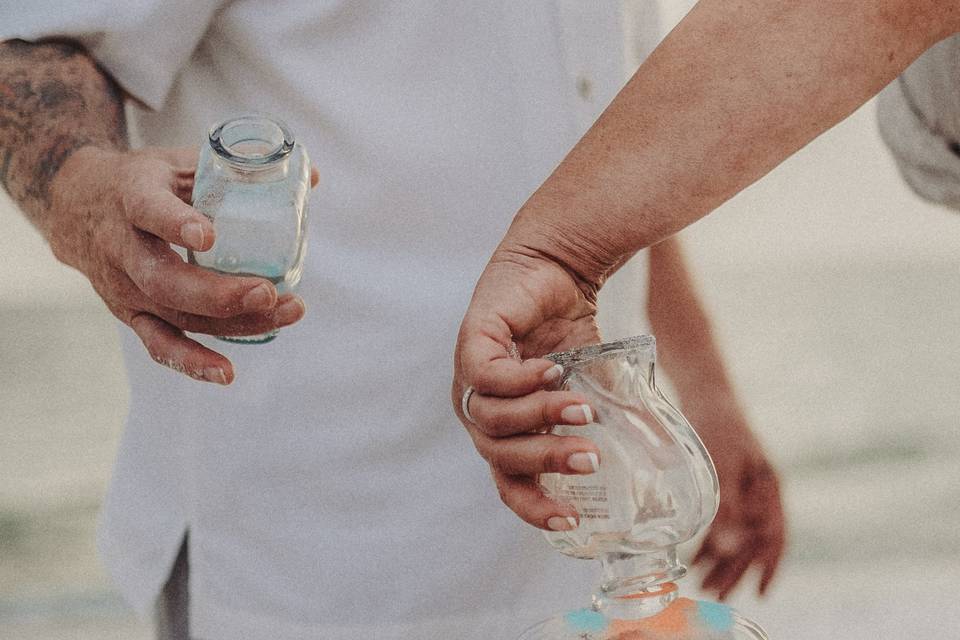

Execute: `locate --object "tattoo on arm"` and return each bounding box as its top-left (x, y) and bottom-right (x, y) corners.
top-left (0, 38), bottom-right (128, 225)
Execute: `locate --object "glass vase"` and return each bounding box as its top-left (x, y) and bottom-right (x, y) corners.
top-left (520, 336), bottom-right (769, 640)
top-left (188, 115), bottom-right (310, 343)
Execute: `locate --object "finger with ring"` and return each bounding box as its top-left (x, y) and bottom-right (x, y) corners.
top-left (461, 385), bottom-right (477, 424)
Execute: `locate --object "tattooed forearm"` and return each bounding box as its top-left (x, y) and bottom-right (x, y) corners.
top-left (0, 38), bottom-right (127, 233)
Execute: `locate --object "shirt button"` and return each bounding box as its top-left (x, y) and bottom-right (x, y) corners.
top-left (576, 75), bottom-right (593, 101)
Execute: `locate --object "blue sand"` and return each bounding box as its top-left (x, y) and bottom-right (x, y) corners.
top-left (564, 609), bottom-right (608, 633)
top-left (697, 600), bottom-right (734, 632)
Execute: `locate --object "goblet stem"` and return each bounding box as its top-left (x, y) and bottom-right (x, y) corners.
top-left (594, 548), bottom-right (686, 620)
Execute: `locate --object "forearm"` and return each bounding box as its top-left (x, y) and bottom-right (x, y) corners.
top-left (647, 238), bottom-right (746, 439)
top-left (506, 0), bottom-right (959, 288)
top-left (0, 39), bottom-right (127, 235)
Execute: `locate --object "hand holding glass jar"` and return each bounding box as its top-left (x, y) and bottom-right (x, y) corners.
top-left (41, 136), bottom-right (312, 385)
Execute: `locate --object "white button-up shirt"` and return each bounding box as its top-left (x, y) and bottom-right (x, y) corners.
top-left (2, 2), bottom-right (659, 638)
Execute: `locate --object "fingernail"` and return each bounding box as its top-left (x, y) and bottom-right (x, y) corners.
top-left (181, 222), bottom-right (205, 250)
top-left (542, 364), bottom-right (563, 384)
top-left (560, 404), bottom-right (593, 425)
top-left (242, 283), bottom-right (274, 311)
top-left (547, 516), bottom-right (578, 531)
top-left (567, 452), bottom-right (599, 474)
top-left (203, 367), bottom-right (228, 385)
top-left (277, 297), bottom-right (305, 324)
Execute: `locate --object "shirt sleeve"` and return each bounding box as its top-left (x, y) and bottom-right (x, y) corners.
top-left (0, 0), bottom-right (224, 110)
top-left (877, 34), bottom-right (960, 212)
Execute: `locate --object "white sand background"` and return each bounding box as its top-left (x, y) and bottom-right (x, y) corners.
top-left (3, 3), bottom-right (960, 637)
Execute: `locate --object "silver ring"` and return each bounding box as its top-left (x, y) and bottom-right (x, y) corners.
top-left (461, 385), bottom-right (477, 424)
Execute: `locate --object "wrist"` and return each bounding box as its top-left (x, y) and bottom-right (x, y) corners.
top-left (45, 144), bottom-right (123, 269)
top-left (50, 143), bottom-right (123, 190)
top-left (502, 195), bottom-right (630, 298)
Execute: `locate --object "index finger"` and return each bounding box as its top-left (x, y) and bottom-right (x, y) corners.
top-left (458, 328), bottom-right (562, 398)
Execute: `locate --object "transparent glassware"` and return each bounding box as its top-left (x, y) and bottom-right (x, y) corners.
top-left (520, 336), bottom-right (769, 640)
top-left (188, 115), bottom-right (310, 344)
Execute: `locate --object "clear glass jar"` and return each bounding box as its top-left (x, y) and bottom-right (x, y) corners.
top-left (188, 115), bottom-right (310, 344)
top-left (519, 336), bottom-right (769, 640)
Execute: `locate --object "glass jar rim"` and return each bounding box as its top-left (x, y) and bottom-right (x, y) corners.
top-left (545, 335), bottom-right (656, 369)
top-left (208, 115), bottom-right (295, 167)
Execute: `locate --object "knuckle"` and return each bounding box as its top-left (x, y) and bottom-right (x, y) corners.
top-left (120, 185), bottom-right (149, 220)
top-left (138, 262), bottom-right (180, 306)
top-left (113, 162), bottom-right (136, 190)
top-left (163, 309), bottom-right (194, 332)
top-left (539, 397), bottom-right (554, 428)
top-left (136, 264), bottom-right (164, 299)
top-left (543, 447), bottom-right (567, 474)
top-left (48, 232), bottom-right (71, 264)
top-left (131, 156), bottom-right (173, 183)
top-left (484, 411), bottom-right (515, 437)
top-left (105, 301), bottom-right (131, 324)
top-left (470, 438), bottom-right (494, 465)
top-left (470, 368), bottom-right (492, 395)
top-left (146, 157), bottom-right (176, 179)
top-left (476, 450), bottom-right (495, 468)
top-left (493, 475), bottom-right (512, 507)
top-left (487, 457), bottom-right (514, 476)
top-left (498, 489), bottom-right (512, 510)
top-left (132, 326), bottom-right (161, 362)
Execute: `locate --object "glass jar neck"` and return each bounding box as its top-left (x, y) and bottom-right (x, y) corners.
top-left (208, 115), bottom-right (294, 180)
top-left (593, 548), bottom-right (686, 620)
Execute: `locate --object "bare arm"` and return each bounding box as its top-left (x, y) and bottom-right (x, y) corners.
top-left (454, 0), bottom-right (956, 531)
top-left (0, 39), bottom-right (305, 383)
top-left (507, 0), bottom-right (960, 287)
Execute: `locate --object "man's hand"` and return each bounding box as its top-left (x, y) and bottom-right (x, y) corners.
top-left (0, 40), bottom-right (316, 384)
top-left (46, 145), bottom-right (310, 384)
top-left (453, 247), bottom-right (606, 531)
